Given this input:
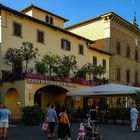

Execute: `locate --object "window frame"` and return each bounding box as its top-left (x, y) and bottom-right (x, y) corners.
top-left (126, 46), bottom-right (130, 58)
top-left (102, 59), bottom-right (106, 69)
top-left (36, 29), bottom-right (45, 43)
top-left (50, 17), bottom-right (53, 25)
top-left (61, 38), bottom-right (71, 51)
top-left (78, 44), bottom-right (84, 55)
top-left (116, 67), bottom-right (121, 81)
top-left (45, 15), bottom-right (53, 25)
top-left (126, 70), bottom-right (130, 83)
top-left (46, 15), bottom-right (49, 23)
top-left (135, 49), bottom-right (138, 61)
top-left (93, 56), bottom-right (97, 66)
top-left (116, 42), bottom-right (121, 55)
top-left (13, 21), bottom-right (22, 37)
top-left (135, 71), bottom-right (138, 85)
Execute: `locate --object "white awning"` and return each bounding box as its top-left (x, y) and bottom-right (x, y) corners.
top-left (67, 83), bottom-right (140, 96)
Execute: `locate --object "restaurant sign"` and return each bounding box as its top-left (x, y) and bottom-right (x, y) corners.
top-left (27, 78), bottom-right (78, 87)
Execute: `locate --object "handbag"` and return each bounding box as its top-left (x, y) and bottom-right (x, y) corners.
top-left (42, 113), bottom-right (48, 132)
top-left (42, 123), bottom-right (48, 132)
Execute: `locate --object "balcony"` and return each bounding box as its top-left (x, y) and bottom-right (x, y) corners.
top-left (1, 71), bottom-right (102, 86)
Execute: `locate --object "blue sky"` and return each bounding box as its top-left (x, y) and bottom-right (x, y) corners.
top-left (0, 0), bottom-right (140, 27)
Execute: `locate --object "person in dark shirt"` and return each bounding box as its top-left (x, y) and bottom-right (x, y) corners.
top-left (88, 103), bottom-right (98, 127)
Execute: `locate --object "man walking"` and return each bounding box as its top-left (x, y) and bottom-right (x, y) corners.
top-left (130, 104), bottom-right (139, 132)
top-left (47, 104), bottom-right (58, 138)
top-left (0, 103), bottom-right (11, 138)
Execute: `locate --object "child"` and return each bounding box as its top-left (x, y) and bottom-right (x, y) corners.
top-left (77, 120), bottom-right (86, 140)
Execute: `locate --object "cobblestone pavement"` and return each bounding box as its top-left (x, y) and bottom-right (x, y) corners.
top-left (7, 123), bottom-right (140, 140)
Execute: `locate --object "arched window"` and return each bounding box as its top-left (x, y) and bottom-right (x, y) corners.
top-left (116, 67), bottom-right (121, 81)
top-left (135, 49), bottom-right (138, 61)
top-left (126, 70), bottom-right (130, 83)
top-left (135, 71), bottom-right (138, 85)
top-left (126, 46), bottom-right (130, 58)
top-left (116, 42), bottom-right (121, 55)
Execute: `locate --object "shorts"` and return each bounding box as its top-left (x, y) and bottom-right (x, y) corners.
top-left (78, 130), bottom-right (86, 136)
top-left (0, 119), bottom-right (9, 128)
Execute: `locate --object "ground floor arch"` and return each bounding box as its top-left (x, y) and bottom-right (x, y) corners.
top-left (34, 85), bottom-right (68, 111)
top-left (5, 88), bottom-right (21, 119)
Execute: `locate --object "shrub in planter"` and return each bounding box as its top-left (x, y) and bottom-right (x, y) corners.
top-left (21, 106), bottom-right (43, 125)
top-left (74, 108), bottom-right (87, 119)
top-left (108, 108), bottom-right (117, 124)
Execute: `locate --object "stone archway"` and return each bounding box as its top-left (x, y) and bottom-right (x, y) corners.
top-left (5, 88), bottom-right (21, 119)
top-left (34, 85), bottom-right (68, 111)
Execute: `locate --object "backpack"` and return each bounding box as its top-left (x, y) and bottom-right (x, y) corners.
top-left (59, 113), bottom-right (67, 124)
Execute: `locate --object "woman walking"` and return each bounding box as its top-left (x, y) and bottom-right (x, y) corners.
top-left (58, 108), bottom-right (71, 140)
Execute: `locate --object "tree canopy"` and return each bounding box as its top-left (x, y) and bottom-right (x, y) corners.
top-left (4, 42), bottom-right (39, 73)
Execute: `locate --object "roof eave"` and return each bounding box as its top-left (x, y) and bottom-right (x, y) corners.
top-left (0, 4), bottom-right (93, 43)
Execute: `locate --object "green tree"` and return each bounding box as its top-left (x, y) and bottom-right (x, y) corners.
top-left (42, 52), bottom-right (61, 77)
top-left (75, 65), bottom-right (88, 79)
top-left (4, 48), bottom-right (21, 72)
top-left (35, 61), bottom-right (46, 74)
top-left (93, 65), bottom-right (106, 81)
top-left (85, 63), bottom-right (94, 80)
top-left (20, 42), bottom-right (39, 73)
top-left (75, 63), bottom-right (94, 79)
top-left (60, 55), bottom-right (77, 77)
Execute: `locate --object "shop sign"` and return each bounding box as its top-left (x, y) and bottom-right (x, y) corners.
top-left (27, 78), bottom-right (78, 87)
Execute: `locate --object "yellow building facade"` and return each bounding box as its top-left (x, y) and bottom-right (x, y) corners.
top-left (0, 4), bottom-right (110, 119)
top-left (66, 12), bottom-right (140, 86)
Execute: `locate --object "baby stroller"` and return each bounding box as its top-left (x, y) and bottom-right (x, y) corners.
top-left (77, 120), bottom-right (102, 140)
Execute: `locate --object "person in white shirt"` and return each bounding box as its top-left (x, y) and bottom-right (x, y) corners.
top-left (130, 104), bottom-right (139, 132)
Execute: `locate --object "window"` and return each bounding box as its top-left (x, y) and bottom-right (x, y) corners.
top-left (126, 70), bottom-right (130, 83)
top-left (45, 15), bottom-right (53, 25)
top-left (61, 39), bottom-right (71, 51)
top-left (102, 59), bottom-right (106, 68)
top-left (126, 46), bottom-right (130, 58)
top-left (13, 22), bottom-right (22, 37)
top-left (79, 44), bottom-right (84, 55)
top-left (135, 72), bottom-right (138, 85)
top-left (46, 16), bottom-right (49, 22)
top-left (37, 30), bottom-right (44, 43)
top-left (116, 42), bottom-right (121, 55)
top-left (116, 67), bottom-right (120, 81)
top-left (50, 17), bottom-right (53, 24)
top-left (93, 56), bottom-right (97, 66)
top-left (135, 49), bottom-right (138, 61)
